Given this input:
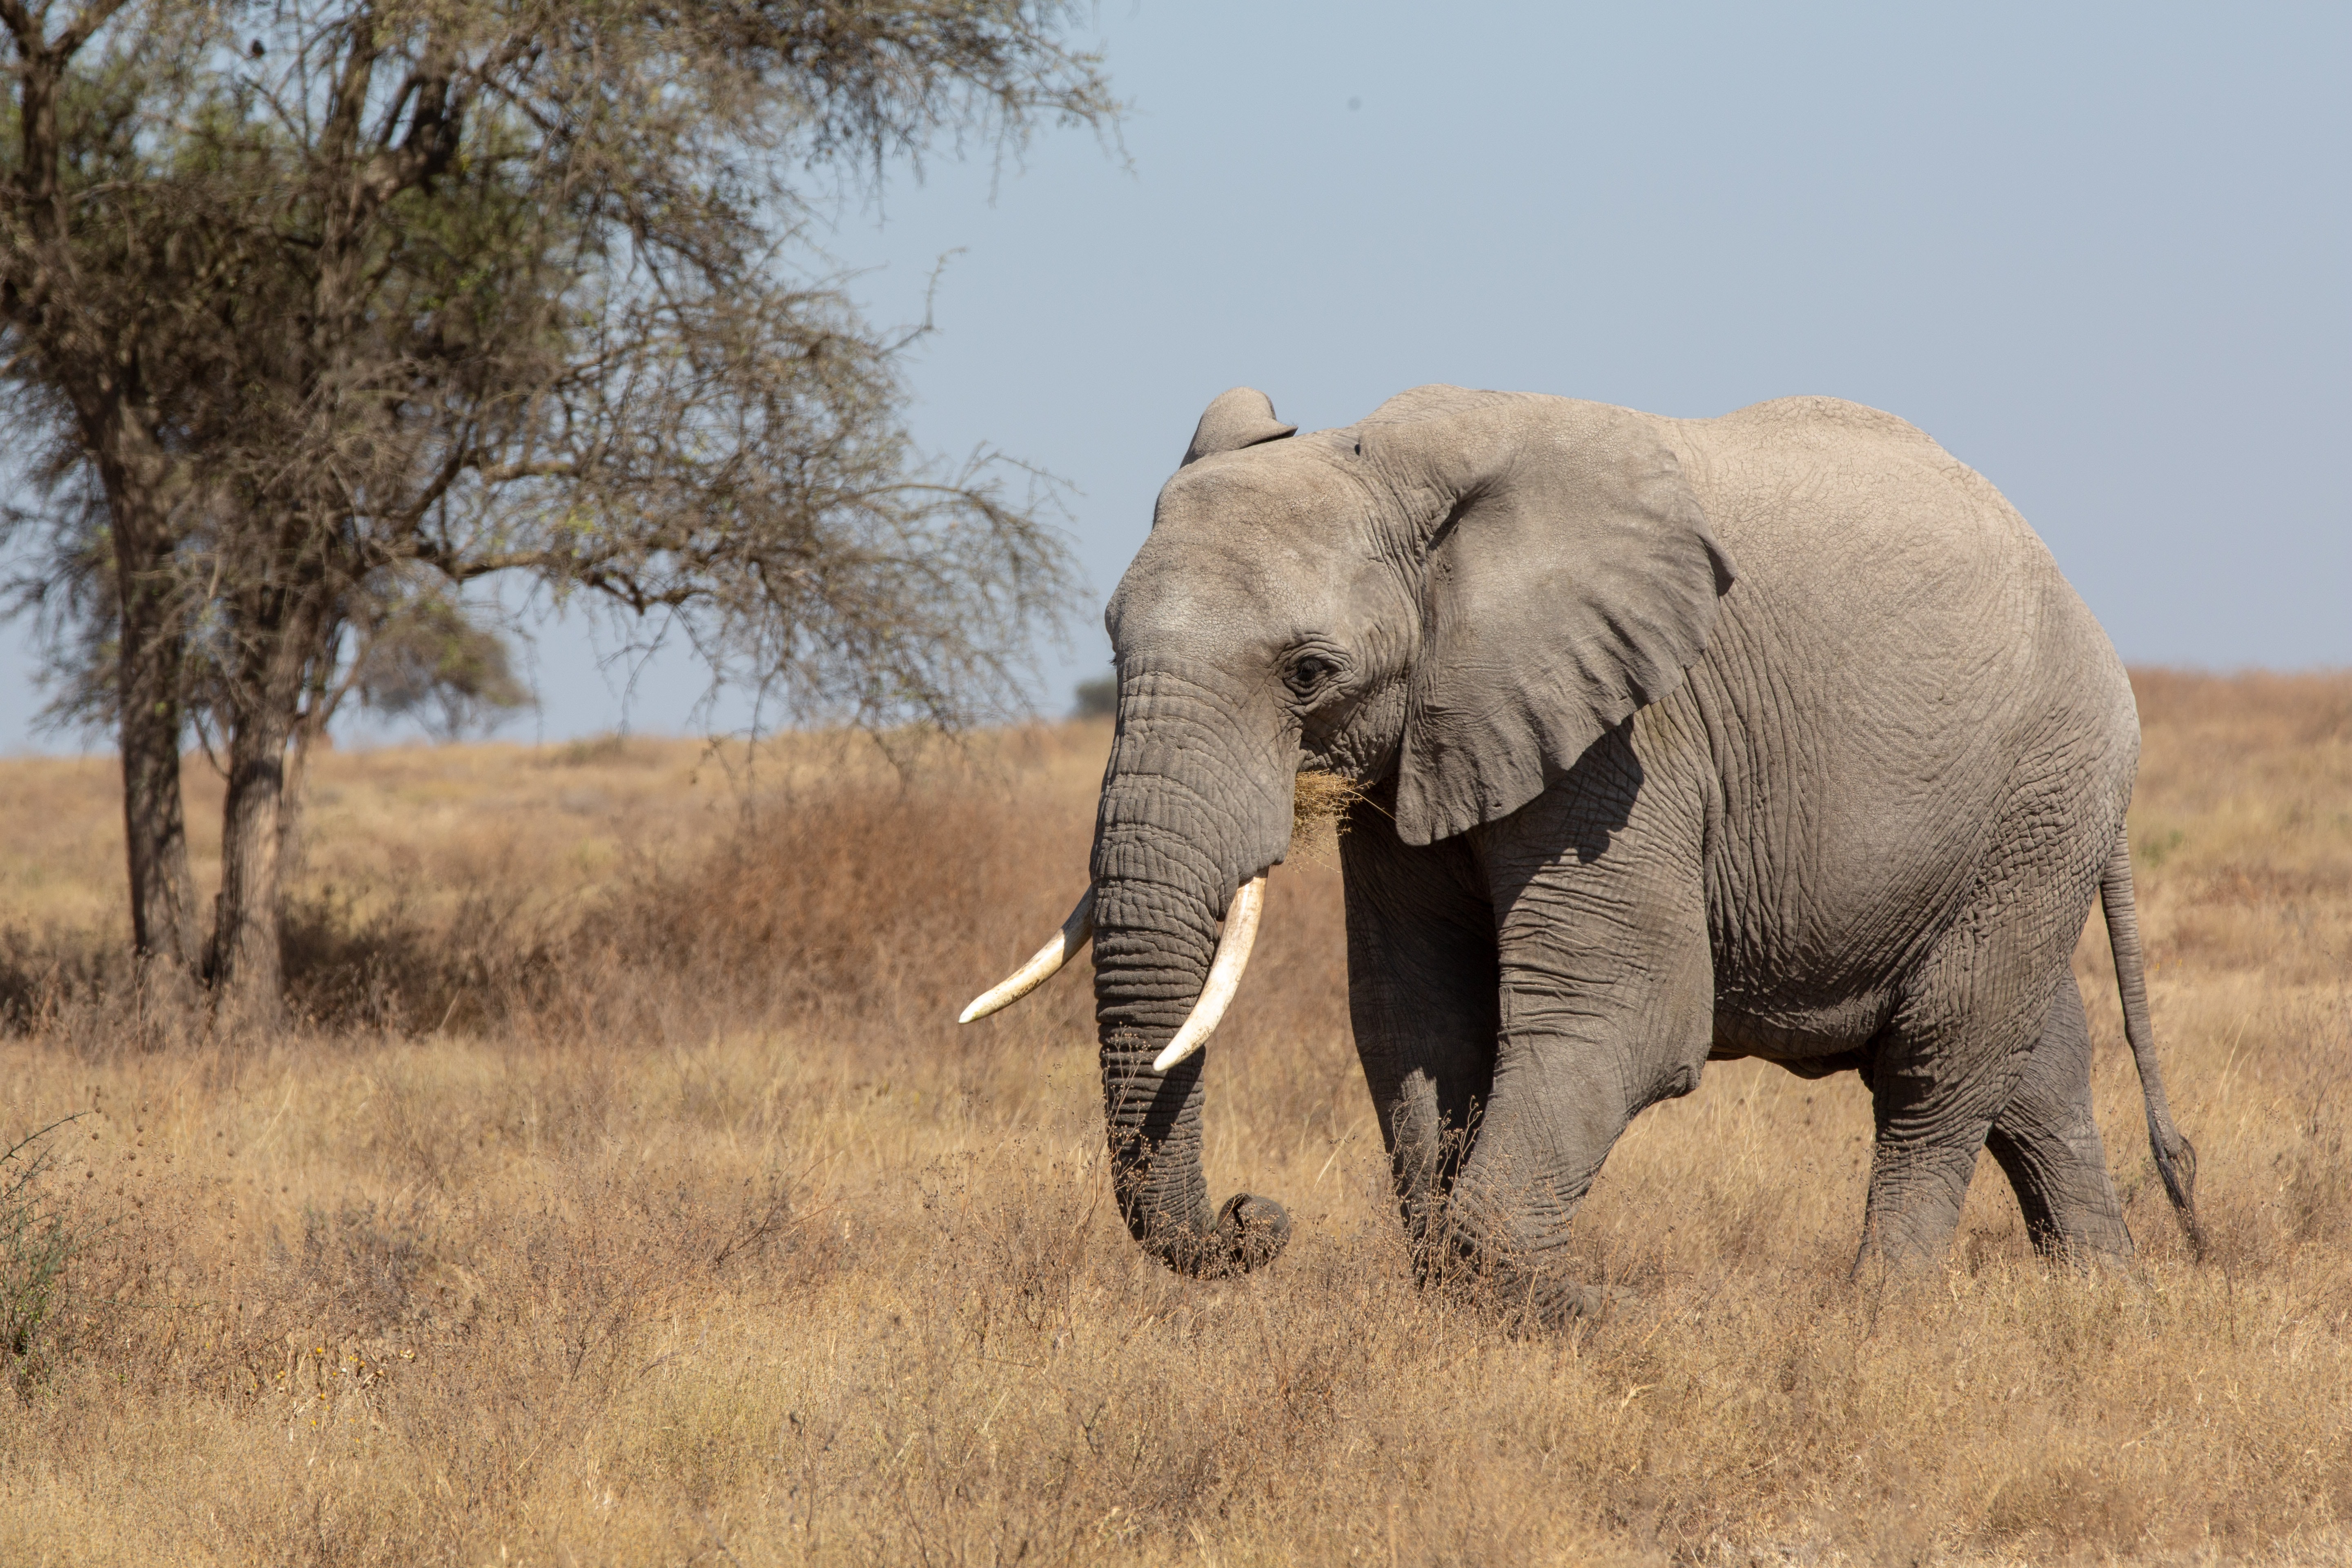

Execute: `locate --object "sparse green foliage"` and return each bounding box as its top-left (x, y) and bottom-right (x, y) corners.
top-left (2138, 825), bottom-right (2188, 869)
top-left (354, 592), bottom-right (531, 740)
top-left (1, 1114), bottom-right (80, 1396)
top-left (1071, 673), bottom-right (1116, 718)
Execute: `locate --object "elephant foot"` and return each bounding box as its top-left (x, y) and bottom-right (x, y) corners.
top-left (1415, 1241), bottom-right (1633, 1328)
top-left (1559, 1280), bottom-right (1635, 1321)
top-left (1508, 1274), bottom-right (1633, 1329)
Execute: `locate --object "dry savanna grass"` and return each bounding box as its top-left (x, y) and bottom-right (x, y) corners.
top-left (0, 673), bottom-right (2348, 1566)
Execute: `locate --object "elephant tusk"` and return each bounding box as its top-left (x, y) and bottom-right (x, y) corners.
top-left (959, 887), bottom-right (1097, 1024)
top-left (1151, 874), bottom-right (1267, 1074)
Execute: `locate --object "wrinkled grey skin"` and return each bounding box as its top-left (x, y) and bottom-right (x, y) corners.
top-left (1089, 385), bottom-right (2201, 1312)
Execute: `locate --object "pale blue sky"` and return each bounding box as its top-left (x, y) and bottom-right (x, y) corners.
top-left (5, 1), bottom-right (2345, 751)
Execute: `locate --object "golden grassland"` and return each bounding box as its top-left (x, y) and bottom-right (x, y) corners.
top-left (0, 671), bottom-right (2348, 1566)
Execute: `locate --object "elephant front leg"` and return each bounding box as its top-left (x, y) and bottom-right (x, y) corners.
top-left (1443, 758), bottom-right (1716, 1323)
top-left (1339, 806), bottom-right (1499, 1276)
top-left (1445, 935), bottom-right (1715, 1321)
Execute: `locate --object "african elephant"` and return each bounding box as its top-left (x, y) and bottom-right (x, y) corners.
top-left (964, 385), bottom-right (2203, 1316)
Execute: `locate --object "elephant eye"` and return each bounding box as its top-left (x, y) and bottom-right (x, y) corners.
top-left (1287, 655), bottom-right (1332, 695)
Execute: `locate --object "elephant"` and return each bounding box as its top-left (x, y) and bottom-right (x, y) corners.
top-left (963, 384), bottom-right (2203, 1316)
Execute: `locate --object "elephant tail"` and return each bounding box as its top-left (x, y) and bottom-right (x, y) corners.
top-left (2100, 828), bottom-right (2208, 1260)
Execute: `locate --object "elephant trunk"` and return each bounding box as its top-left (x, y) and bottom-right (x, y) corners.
top-left (1089, 671), bottom-right (1296, 1276)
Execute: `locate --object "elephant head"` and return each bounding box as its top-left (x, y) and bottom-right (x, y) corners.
top-left (963, 385), bottom-right (1737, 1276)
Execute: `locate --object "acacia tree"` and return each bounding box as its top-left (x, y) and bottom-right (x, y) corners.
top-left (1, 0), bottom-right (1110, 1018)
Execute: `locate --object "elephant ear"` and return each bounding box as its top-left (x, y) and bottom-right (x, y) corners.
top-left (1181, 388), bottom-right (1296, 466)
top-left (1377, 391), bottom-right (1737, 846)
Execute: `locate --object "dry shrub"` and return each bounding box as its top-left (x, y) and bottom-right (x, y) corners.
top-left (572, 773), bottom-right (1091, 1035)
top-left (0, 927), bottom-right (124, 1035)
top-left (0, 678), bottom-right (2348, 1564)
top-left (276, 886), bottom-right (560, 1035)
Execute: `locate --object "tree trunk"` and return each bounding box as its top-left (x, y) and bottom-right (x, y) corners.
top-left (96, 427), bottom-right (200, 981)
top-left (115, 589), bottom-right (198, 975)
top-left (276, 719), bottom-right (317, 888)
top-left (274, 636), bottom-right (345, 889)
top-left (209, 583), bottom-right (334, 1028)
top-left (210, 701), bottom-right (293, 1026)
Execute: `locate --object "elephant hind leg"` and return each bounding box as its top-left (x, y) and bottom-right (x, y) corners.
top-left (1854, 755), bottom-right (2121, 1274)
top-left (1983, 969), bottom-right (2132, 1265)
top-left (1855, 938), bottom-right (2052, 1272)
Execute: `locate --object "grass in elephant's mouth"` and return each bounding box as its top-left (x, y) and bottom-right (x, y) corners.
top-left (1291, 768), bottom-right (1367, 866)
top-left (1, 678), bottom-right (2349, 1566)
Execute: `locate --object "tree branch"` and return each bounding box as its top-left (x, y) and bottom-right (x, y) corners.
top-left (51, 0), bottom-right (131, 59)
top-left (0, 0), bottom-right (40, 51)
